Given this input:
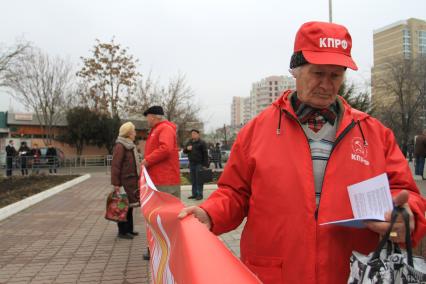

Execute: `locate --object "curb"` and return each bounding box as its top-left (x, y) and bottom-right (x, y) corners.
top-left (0, 174), bottom-right (91, 222)
top-left (181, 184), bottom-right (217, 191)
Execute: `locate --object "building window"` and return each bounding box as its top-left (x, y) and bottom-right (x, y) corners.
top-left (403, 29), bottom-right (411, 59)
top-left (275, 87), bottom-right (278, 91)
top-left (269, 87), bottom-right (272, 91)
top-left (269, 81), bottom-right (272, 85)
top-left (269, 93), bottom-right (272, 97)
top-left (275, 81), bottom-right (278, 84)
top-left (419, 30), bottom-right (426, 56)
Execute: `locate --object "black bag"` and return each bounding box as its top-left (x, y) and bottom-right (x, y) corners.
top-left (348, 207), bottom-right (426, 283)
top-left (199, 168), bottom-right (213, 184)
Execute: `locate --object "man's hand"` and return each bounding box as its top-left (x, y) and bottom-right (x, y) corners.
top-left (178, 206), bottom-right (212, 230)
top-left (187, 145), bottom-right (192, 151)
top-left (141, 159), bottom-right (148, 167)
top-left (364, 190), bottom-right (415, 243)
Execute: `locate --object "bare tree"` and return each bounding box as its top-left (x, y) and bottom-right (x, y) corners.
top-left (0, 40), bottom-right (31, 85)
top-left (121, 73), bottom-right (160, 118)
top-left (77, 38), bottom-right (140, 117)
top-left (4, 49), bottom-right (73, 144)
top-left (123, 73), bottom-right (202, 145)
top-left (159, 74), bottom-right (201, 145)
top-left (339, 81), bottom-right (374, 114)
top-left (375, 57), bottom-right (426, 155)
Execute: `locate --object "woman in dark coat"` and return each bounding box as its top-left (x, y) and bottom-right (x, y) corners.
top-left (111, 122), bottom-right (141, 239)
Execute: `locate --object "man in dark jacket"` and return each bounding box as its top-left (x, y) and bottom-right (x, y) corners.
top-left (18, 141), bottom-right (31, 176)
top-left (5, 140), bottom-right (17, 177)
top-left (46, 145), bottom-right (58, 174)
top-left (211, 143), bottom-right (222, 169)
top-left (183, 129), bottom-right (209, 200)
top-left (414, 129), bottom-right (426, 179)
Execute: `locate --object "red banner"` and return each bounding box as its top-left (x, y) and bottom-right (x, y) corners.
top-left (139, 167), bottom-right (261, 284)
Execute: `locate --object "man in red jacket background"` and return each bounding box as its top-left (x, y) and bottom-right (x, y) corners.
top-left (179, 21), bottom-right (426, 283)
top-left (142, 105), bottom-right (180, 260)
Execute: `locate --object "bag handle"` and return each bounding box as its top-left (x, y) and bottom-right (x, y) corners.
top-left (370, 206), bottom-right (413, 266)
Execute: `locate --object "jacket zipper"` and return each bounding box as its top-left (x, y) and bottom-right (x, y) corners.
top-left (314, 119), bottom-right (356, 219)
top-left (282, 109), bottom-right (356, 218)
top-left (282, 109), bottom-right (311, 145)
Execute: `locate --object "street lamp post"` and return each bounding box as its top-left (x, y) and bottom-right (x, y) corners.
top-left (329, 0), bottom-right (333, 23)
top-left (223, 124), bottom-right (227, 147)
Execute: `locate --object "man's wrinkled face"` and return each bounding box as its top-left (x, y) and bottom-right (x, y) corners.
top-left (146, 114), bottom-right (155, 128)
top-left (295, 64), bottom-right (345, 109)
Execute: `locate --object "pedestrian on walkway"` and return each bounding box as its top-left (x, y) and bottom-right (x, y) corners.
top-left (18, 141), bottom-right (31, 176)
top-left (414, 129), bottom-right (426, 179)
top-left (46, 144), bottom-right (58, 174)
top-left (141, 105), bottom-right (180, 260)
top-left (179, 21), bottom-right (426, 284)
top-left (5, 140), bottom-right (17, 177)
top-left (210, 143), bottom-right (222, 169)
top-left (183, 129), bottom-right (209, 200)
top-left (31, 143), bottom-right (41, 175)
top-left (408, 139), bottom-right (414, 162)
top-left (111, 122), bottom-right (141, 239)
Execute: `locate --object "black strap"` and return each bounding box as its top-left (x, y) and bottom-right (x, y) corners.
top-left (370, 206), bottom-right (413, 266)
top-left (401, 207), bottom-right (414, 266)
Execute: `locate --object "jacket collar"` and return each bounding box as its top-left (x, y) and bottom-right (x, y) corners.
top-left (273, 90), bottom-right (370, 136)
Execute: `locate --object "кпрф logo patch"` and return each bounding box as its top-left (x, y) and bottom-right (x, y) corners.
top-left (351, 137), bottom-right (369, 166)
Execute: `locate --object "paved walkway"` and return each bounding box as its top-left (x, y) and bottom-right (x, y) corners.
top-left (0, 174), bottom-right (149, 284)
top-left (0, 164), bottom-right (424, 283)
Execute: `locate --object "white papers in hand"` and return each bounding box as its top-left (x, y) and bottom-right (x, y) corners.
top-left (348, 173), bottom-right (393, 220)
top-left (320, 173), bottom-right (393, 228)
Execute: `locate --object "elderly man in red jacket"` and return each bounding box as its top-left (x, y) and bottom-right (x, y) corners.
top-left (142, 105), bottom-right (180, 260)
top-left (142, 105), bottom-right (180, 196)
top-left (179, 21), bottom-right (426, 283)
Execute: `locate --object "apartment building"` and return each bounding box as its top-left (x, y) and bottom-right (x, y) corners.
top-left (231, 96), bottom-right (251, 127)
top-left (372, 18), bottom-right (426, 106)
top-left (250, 75), bottom-right (295, 117)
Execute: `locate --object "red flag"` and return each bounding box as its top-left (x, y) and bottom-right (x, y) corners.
top-left (139, 167), bottom-right (261, 284)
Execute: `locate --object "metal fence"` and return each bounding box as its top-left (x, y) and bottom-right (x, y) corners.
top-left (1, 155), bottom-right (115, 176)
top-left (0, 154), bottom-right (223, 176)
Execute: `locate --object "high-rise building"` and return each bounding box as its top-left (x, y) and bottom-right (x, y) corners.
top-left (231, 96), bottom-right (251, 127)
top-left (231, 75), bottom-right (295, 128)
top-left (231, 97), bottom-right (243, 127)
top-left (372, 18), bottom-right (426, 105)
top-left (250, 75), bottom-right (295, 117)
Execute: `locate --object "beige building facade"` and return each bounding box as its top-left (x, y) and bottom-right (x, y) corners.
top-left (230, 75), bottom-right (295, 128)
top-left (250, 75), bottom-right (295, 117)
top-left (372, 18), bottom-right (426, 106)
top-left (231, 96), bottom-right (251, 127)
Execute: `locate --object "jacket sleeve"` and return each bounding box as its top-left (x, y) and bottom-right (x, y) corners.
top-left (200, 130), bottom-right (253, 235)
top-left (111, 144), bottom-right (124, 187)
top-left (384, 127), bottom-right (426, 246)
top-left (145, 126), bottom-right (175, 166)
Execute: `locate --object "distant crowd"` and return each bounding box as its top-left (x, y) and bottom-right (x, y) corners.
top-left (5, 140), bottom-right (59, 177)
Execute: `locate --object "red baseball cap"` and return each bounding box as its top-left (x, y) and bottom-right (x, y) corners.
top-left (293, 21), bottom-right (358, 70)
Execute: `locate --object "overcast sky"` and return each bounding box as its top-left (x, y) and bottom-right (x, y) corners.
top-left (0, 0), bottom-right (425, 131)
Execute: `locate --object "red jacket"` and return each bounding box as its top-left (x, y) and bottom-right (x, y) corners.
top-left (200, 91), bottom-right (426, 284)
top-left (144, 120), bottom-right (180, 186)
